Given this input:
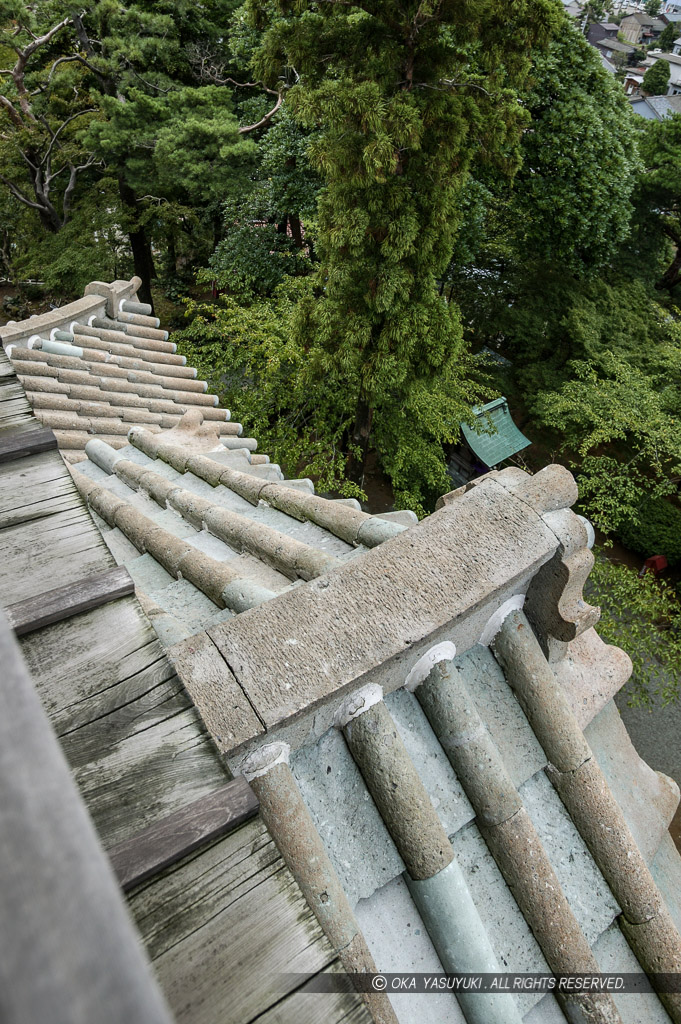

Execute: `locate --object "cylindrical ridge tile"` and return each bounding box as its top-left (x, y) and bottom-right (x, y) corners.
top-left (247, 759), bottom-right (399, 1024)
top-left (416, 660), bottom-right (522, 826)
top-left (416, 660), bottom-right (622, 1024)
top-left (481, 812), bottom-right (623, 1024)
top-left (343, 701), bottom-right (453, 880)
top-left (619, 904), bottom-right (681, 971)
top-left (493, 613), bottom-right (681, 1022)
top-left (620, 906), bottom-right (681, 1022)
top-left (482, 808), bottom-right (601, 971)
top-left (492, 610), bottom-right (591, 771)
top-left (547, 759), bottom-right (660, 925)
top-left (406, 861), bottom-right (523, 1024)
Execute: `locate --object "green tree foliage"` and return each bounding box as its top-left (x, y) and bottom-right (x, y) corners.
top-left (657, 21), bottom-right (677, 51)
top-left (617, 498), bottom-right (681, 564)
top-left (176, 282), bottom-right (364, 496)
top-left (638, 112), bottom-right (681, 292)
top-left (644, 0), bottom-right (662, 16)
top-left (642, 57), bottom-right (671, 95)
top-left (241, 0), bottom-right (561, 505)
top-left (0, 1), bottom-right (268, 301)
top-left (0, 3), bottom-right (101, 235)
top-left (440, 21), bottom-right (681, 548)
top-left (534, 353), bottom-right (681, 532)
top-left (443, 21), bottom-right (641, 357)
top-left (508, 25), bottom-right (640, 272)
top-left (203, 107), bottom-right (320, 300)
top-left (588, 553), bottom-right (681, 706)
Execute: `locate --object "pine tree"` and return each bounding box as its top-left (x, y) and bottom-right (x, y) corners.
top-left (246, 0), bottom-right (561, 498)
top-left (0, 1), bottom-right (268, 303)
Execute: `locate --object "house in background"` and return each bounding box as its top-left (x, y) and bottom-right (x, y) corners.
top-left (624, 68), bottom-right (646, 94)
top-left (620, 12), bottom-right (669, 44)
top-left (630, 91), bottom-right (681, 116)
top-left (594, 36), bottom-right (637, 64)
top-left (641, 49), bottom-right (681, 92)
top-left (587, 20), bottom-right (620, 45)
top-left (662, 0), bottom-right (681, 21)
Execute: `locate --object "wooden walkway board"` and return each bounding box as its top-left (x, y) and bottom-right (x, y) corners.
top-left (109, 776), bottom-right (259, 891)
top-left (0, 450), bottom-right (79, 530)
top-left (255, 967), bottom-right (372, 1024)
top-left (19, 597), bottom-right (231, 849)
top-left (0, 610), bottom-right (173, 1024)
top-left (0, 424), bottom-right (58, 463)
top-left (6, 564), bottom-right (134, 636)
top-left (128, 816), bottom-right (369, 1024)
top-left (0, 504), bottom-right (112, 604)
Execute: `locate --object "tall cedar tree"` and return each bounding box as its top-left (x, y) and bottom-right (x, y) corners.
top-left (247, 0), bottom-right (560, 487)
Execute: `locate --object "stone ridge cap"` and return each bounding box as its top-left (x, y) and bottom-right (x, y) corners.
top-left (214, 471), bottom-right (556, 639)
top-left (1, 294), bottom-right (104, 346)
top-left (1, 277), bottom-right (140, 347)
top-left (192, 476), bottom-right (560, 745)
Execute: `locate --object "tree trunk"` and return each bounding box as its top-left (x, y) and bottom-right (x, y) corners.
top-left (166, 228), bottom-right (177, 278)
top-left (36, 208), bottom-right (62, 233)
top-left (289, 213), bottom-right (303, 248)
top-left (346, 393), bottom-right (373, 487)
top-left (655, 245), bottom-right (681, 292)
top-left (118, 178), bottom-right (155, 309)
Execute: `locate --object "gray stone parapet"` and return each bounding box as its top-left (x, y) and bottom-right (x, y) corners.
top-left (202, 473), bottom-right (559, 744)
top-left (0, 277), bottom-right (140, 350)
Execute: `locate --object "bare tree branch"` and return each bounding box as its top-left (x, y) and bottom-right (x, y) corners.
top-left (0, 171), bottom-right (46, 211)
top-left (239, 92), bottom-right (284, 134)
top-left (38, 106), bottom-right (98, 168)
top-left (223, 76), bottom-right (280, 97)
top-left (11, 15), bottom-right (73, 121)
top-left (0, 93), bottom-right (23, 127)
top-left (31, 54), bottom-right (82, 95)
top-left (62, 154), bottom-right (100, 223)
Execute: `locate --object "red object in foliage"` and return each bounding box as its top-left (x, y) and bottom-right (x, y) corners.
top-left (643, 555), bottom-right (668, 576)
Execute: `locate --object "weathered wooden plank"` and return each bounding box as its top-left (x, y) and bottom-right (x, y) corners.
top-left (0, 377), bottom-right (31, 402)
top-left (110, 776), bottom-right (259, 890)
top-left (128, 816), bottom-right (337, 1024)
top-left (22, 598), bottom-right (187, 732)
top-left (0, 504), bottom-right (111, 603)
top-left (0, 396), bottom-right (33, 424)
top-left (0, 424), bottom-right (57, 462)
top-left (0, 450), bottom-right (77, 529)
top-left (254, 964), bottom-right (372, 1024)
top-left (18, 598), bottom-right (229, 847)
top-left (6, 564), bottom-right (134, 636)
top-left (72, 708), bottom-right (232, 848)
top-left (0, 609), bottom-right (173, 1024)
